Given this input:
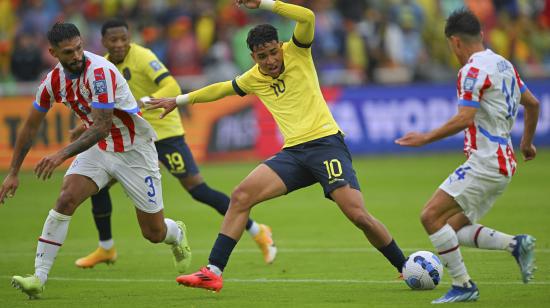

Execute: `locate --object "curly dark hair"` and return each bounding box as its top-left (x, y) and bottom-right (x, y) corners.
top-left (246, 24), bottom-right (279, 51)
top-left (101, 19), bottom-right (129, 37)
top-left (444, 8), bottom-right (481, 38)
top-left (47, 22), bottom-right (80, 47)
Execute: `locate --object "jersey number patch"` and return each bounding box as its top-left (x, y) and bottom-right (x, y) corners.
top-left (323, 159), bottom-right (343, 179)
top-left (502, 77), bottom-right (517, 119)
top-left (270, 79), bottom-right (286, 97)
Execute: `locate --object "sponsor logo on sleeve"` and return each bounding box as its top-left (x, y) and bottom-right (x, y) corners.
top-left (93, 79), bottom-right (108, 95)
top-left (149, 60), bottom-right (162, 72)
top-left (463, 77), bottom-right (477, 92)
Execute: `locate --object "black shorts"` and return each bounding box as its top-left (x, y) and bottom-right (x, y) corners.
top-left (263, 132), bottom-right (360, 199)
top-left (155, 135), bottom-right (199, 179)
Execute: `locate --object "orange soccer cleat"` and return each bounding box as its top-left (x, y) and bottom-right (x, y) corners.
top-left (176, 267), bottom-right (223, 292)
top-left (253, 224), bottom-right (277, 264)
top-left (75, 246), bottom-right (117, 268)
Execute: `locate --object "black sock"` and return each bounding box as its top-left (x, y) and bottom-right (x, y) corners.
top-left (91, 186), bottom-right (113, 242)
top-left (208, 233), bottom-right (238, 272)
top-left (378, 239), bottom-right (407, 273)
top-left (189, 183), bottom-right (254, 230)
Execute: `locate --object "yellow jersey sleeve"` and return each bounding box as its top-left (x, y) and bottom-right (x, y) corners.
top-left (139, 49), bottom-right (171, 90)
top-left (233, 69), bottom-right (256, 96)
top-left (122, 44), bottom-right (184, 140)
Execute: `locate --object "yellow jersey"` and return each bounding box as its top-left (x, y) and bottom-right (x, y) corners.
top-left (233, 39), bottom-right (341, 148)
top-left (107, 43), bottom-right (184, 140)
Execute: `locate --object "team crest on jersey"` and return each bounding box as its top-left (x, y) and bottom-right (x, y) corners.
top-left (149, 60), bottom-right (162, 72)
top-left (93, 79), bottom-right (108, 95)
top-left (463, 77), bottom-right (477, 91)
top-left (80, 84), bottom-right (90, 97)
top-left (123, 67), bottom-right (131, 80)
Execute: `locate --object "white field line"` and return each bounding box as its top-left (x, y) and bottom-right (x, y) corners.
top-left (1, 275), bottom-right (549, 285)
top-left (2, 247), bottom-right (550, 257)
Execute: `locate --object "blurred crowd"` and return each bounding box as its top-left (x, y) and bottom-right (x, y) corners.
top-left (1, 0), bottom-right (549, 87)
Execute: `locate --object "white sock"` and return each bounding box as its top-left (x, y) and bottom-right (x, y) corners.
top-left (247, 221), bottom-right (261, 237)
top-left (163, 218), bottom-right (182, 245)
top-left (457, 224), bottom-right (515, 252)
top-left (429, 224), bottom-right (471, 287)
top-left (35, 209), bottom-right (71, 285)
top-left (99, 239), bottom-right (114, 250)
top-left (207, 264), bottom-right (222, 276)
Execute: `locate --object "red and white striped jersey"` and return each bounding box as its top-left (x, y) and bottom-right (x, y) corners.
top-left (457, 49), bottom-right (527, 177)
top-left (34, 51), bottom-right (156, 152)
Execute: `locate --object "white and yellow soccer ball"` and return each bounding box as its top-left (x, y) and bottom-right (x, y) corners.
top-left (402, 250), bottom-right (444, 290)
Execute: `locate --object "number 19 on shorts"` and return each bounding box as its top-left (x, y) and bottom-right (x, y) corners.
top-left (323, 159), bottom-right (343, 179)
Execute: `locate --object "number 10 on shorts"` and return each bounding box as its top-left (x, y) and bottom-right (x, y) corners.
top-left (323, 159), bottom-right (343, 179)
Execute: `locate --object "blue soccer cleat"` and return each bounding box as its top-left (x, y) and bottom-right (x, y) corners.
top-left (432, 280), bottom-right (479, 304)
top-left (512, 234), bottom-right (536, 283)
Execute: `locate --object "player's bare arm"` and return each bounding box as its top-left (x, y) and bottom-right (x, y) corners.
top-left (0, 108), bottom-right (47, 204)
top-left (396, 106), bottom-right (478, 147)
top-left (34, 108), bottom-right (112, 180)
top-left (240, 0), bottom-right (315, 44)
top-left (68, 124), bottom-right (87, 142)
top-left (147, 81), bottom-right (236, 119)
top-left (519, 89), bottom-right (540, 161)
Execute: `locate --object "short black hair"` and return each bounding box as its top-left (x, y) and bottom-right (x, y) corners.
top-left (101, 19), bottom-right (128, 37)
top-left (444, 8), bottom-right (481, 38)
top-left (47, 22), bottom-right (80, 47)
top-left (246, 24), bottom-right (279, 51)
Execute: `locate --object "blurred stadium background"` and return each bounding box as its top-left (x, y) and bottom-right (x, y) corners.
top-left (0, 0), bottom-right (549, 168)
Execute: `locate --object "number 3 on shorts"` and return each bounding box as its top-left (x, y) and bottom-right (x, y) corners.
top-left (323, 159), bottom-right (343, 179)
top-left (144, 176), bottom-right (156, 197)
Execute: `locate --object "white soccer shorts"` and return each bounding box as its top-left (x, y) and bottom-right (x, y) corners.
top-left (439, 162), bottom-right (511, 224)
top-left (65, 141), bottom-right (163, 213)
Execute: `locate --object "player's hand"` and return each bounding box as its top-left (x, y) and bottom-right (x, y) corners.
top-left (235, 0), bottom-right (261, 9)
top-left (395, 132), bottom-right (430, 147)
top-left (68, 124), bottom-right (86, 142)
top-left (520, 142), bottom-right (537, 161)
top-left (34, 152), bottom-right (66, 180)
top-left (146, 98), bottom-right (177, 119)
top-left (138, 96), bottom-right (151, 108)
top-left (0, 174), bottom-right (19, 205)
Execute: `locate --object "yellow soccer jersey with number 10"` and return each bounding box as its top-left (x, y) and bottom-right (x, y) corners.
top-left (233, 39), bottom-right (341, 148)
top-left (108, 43), bottom-right (184, 140)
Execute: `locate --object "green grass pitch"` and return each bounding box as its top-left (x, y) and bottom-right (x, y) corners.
top-left (1, 151), bottom-right (549, 307)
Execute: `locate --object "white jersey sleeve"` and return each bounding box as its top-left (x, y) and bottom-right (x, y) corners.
top-left (33, 74), bottom-right (55, 113)
top-left (457, 65), bottom-right (491, 108)
top-left (87, 66), bottom-right (117, 109)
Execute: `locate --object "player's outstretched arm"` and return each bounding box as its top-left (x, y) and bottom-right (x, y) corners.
top-left (0, 107), bottom-right (47, 204)
top-left (519, 88), bottom-right (540, 161)
top-left (396, 106), bottom-right (478, 147)
top-left (147, 80), bottom-right (236, 119)
top-left (238, 0), bottom-right (315, 45)
top-left (34, 108), bottom-right (112, 180)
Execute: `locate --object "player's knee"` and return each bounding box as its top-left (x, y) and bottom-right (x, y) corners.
top-left (420, 207), bottom-right (436, 229)
top-left (230, 187), bottom-right (253, 210)
top-left (55, 191), bottom-right (80, 215)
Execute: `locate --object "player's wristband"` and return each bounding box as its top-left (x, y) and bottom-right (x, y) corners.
top-left (259, 0), bottom-right (276, 10)
top-left (175, 94), bottom-right (190, 106)
top-left (140, 96), bottom-right (151, 103)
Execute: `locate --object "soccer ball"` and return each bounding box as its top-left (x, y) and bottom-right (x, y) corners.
top-left (402, 251), bottom-right (444, 290)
